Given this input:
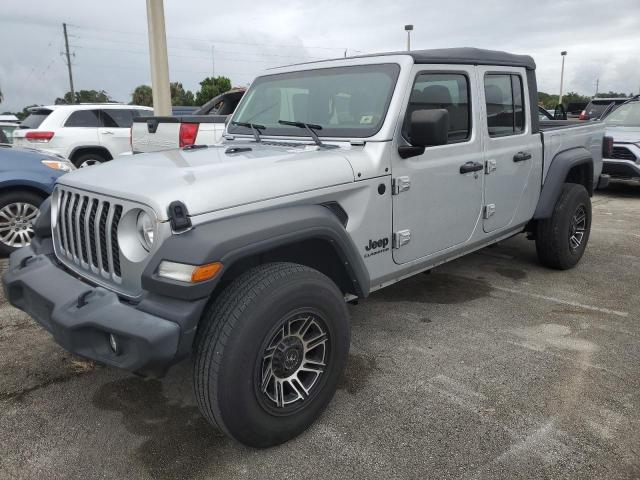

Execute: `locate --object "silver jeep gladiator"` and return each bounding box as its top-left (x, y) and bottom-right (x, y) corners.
top-left (3, 48), bottom-right (609, 448)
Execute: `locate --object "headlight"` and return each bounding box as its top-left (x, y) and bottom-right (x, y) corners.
top-left (42, 159), bottom-right (74, 172)
top-left (136, 211), bottom-right (155, 251)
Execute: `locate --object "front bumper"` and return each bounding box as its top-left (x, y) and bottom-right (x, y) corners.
top-left (2, 241), bottom-right (206, 376)
top-left (602, 158), bottom-right (640, 180)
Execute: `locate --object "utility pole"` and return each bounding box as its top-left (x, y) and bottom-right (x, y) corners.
top-left (146, 0), bottom-right (171, 115)
top-left (558, 51), bottom-right (567, 106)
top-left (405, 25), bottom-right (413, 51)
top-left (211, 45), bottom-right (215, 78)
top-left (594, 78), bottom-right (599, 98)
top-left (62, 23), bottom-right (75, 104)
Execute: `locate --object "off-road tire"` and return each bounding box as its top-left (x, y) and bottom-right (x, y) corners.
top-left (535, 183), bottom-right (591, 270)
top-left (193, 262), bottom-right (350, 448)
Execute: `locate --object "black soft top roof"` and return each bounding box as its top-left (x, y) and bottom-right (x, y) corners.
top-left (358, 47), bottom-right (536, 71)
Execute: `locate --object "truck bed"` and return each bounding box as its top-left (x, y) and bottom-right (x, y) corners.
top-left (539, 120), bottom-right (605, 182)
top-left (131, 115), bottom-right (227, 153)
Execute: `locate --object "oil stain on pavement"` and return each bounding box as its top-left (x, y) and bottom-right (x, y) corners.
top-left (338, 353), bottom-right (377, 394)
top-left (93, 377), bottom-right (233, 480)
top-left (373, 272), bottom-right (492, 304)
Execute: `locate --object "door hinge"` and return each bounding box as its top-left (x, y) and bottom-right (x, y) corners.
top-left (483, 204), bottom-right (496, 219)
top-left (485, 159), bottom-right (497, 174)
top-left (393, 229), bottom-right (411, 249)
top-left (392, 176), bottom-right (411, 195)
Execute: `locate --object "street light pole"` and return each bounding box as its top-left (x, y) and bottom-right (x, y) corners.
top-left (559, 51), bottom-right (567, 107)
top-left (405, 25), bottom-right (413, 51)
top-left (146, 0), bottom-right (171, 115)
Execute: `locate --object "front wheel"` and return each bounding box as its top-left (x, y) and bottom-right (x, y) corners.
top-left (535, 183), bottom-right (592, 270)
top-left (0, 190), bottom-right (43, 256)
top-left (193, 262), bottom-right (350, 448)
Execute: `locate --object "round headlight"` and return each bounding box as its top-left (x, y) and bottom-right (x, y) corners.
top-left (136, 211), bottom-right (155, 251)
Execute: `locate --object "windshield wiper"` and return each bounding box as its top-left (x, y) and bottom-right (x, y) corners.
top-left (231, 121), bottom-right (265, 143)
top-left (278, 120), bottom-right (336, 149)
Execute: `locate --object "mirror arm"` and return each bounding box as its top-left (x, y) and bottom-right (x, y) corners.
top-left (398, 145), bottom-right (425, 159)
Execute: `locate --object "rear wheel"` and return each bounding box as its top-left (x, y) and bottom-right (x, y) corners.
top-left (0, 190), bottom-right (44, 256)
top-left (535, 183), bottom-right (591, 270)
top-left (193, 262), bottom-right (350, 448)
top-left (73, 152), bottom-right (106, 168)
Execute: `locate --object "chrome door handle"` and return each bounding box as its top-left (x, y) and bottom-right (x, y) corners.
top-left (513, 151), bottom-right (532, 162)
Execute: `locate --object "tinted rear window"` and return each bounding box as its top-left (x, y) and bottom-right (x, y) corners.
top-left (20, 112), bottom-right (51, 129)
top-left (65, 110), bottom-right (100, 127)
top-left (100, 109), bottom-right (134, 128)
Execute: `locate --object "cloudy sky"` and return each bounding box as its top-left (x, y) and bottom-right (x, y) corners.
top-left (1, 0), bottom-right (639, 112)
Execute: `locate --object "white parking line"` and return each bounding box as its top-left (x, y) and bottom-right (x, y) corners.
top-left (491, 285), bottom-right (629, 318)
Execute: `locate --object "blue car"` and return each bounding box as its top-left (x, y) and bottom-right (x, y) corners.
top-left (0, 144), bottom-right (74, 255)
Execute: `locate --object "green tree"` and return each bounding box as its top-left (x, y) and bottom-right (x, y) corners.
top-left (0, 86), bottom-right (3, 104)
top-left (595, 91), bottom-right (628, 98)
top-left (131, 85), bottom-right (153, 106)
top-left (55, 89), bottom-right (111, 104)
top-left (194, 76), bottom-right (231, 106)
top-left (538, 92), bottom-right (559, 109)
top-left (170, 82), bottom-right (195, 106)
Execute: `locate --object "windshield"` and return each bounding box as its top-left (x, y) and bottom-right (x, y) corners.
top-left (228, 64), bottom-right (400, 138)
top-left (604, 102), bottom-right (640, 127)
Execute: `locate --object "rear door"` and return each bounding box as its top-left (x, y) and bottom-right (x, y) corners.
top-left (478, 67), bottom-right (542, 233)
top-left (391, 65), bottom-right (484, 264)
top-left (99, 109), bottom-right (145, 156)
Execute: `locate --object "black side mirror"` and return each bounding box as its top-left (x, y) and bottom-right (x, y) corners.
top-left (553, 104), bottom-right (567, 120)
top-left (399, 109), bottom-right (449, 159)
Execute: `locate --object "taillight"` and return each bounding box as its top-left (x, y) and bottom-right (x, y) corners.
top-left (603, 136), bottom-right (614, 158)
top-left (578, 111), bottom-right (587, 120)
top-left (179, 123), bottom-right (199, 148)
top-left (25, 131), bottom-right (54, 142)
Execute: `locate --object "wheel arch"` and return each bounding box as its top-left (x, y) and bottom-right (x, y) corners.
top-left (534, 147), bottom-right (594, 220)
top-left (69, 146), bottom-right (113, 163)
top-left (142, 204), bottom-right (370, 301)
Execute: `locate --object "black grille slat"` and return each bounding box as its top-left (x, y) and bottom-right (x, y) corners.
top-left (70, 194), bottom-right (80, 258)
top-left (99, 202), bottom-right (111, 273)
top-left (88, 199), bottom-right (99, 267)
top-left (78, 196), bottom-right (89, 263)
top-left (611, 147), bottom-right (637, 161)
top-left (111, 206), bottom-right (123, 277)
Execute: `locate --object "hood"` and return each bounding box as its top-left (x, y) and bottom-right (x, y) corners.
top-left (57, 143), bottom-right (355, 220)
top-left (605, 126), bottom-right (640, 144)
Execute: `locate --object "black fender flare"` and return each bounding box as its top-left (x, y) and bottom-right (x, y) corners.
top-left (142, 205), bottom-right (370, 300)
top-left (533, 148), bottom-right (593, 220)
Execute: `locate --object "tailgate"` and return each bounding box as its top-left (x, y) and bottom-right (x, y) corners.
top-left (131, 117), bottom-right (180, 153)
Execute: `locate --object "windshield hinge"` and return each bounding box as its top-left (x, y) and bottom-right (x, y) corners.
top-left (392, 176), bottom-right (411, 195)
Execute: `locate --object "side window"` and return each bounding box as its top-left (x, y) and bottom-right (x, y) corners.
top-left (404, 73), bottom-right (471, 143)
top-left (64, 110), bottom-right (100, 128)
top-left (99, 109), bottom-right (134, 128)
top-left (484, 74), bottom-right (525, 137)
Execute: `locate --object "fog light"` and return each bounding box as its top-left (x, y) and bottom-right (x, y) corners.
top-left (108, 333), bottom-right (120, 355)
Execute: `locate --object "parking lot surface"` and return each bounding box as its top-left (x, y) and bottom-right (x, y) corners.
top-left (1, 185), bottom-right (639, 480)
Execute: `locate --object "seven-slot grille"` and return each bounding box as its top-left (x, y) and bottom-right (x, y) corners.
top-left (610, 146), bottom-right (637, 162)
top-left (55, 188), bottom-right (123, 281)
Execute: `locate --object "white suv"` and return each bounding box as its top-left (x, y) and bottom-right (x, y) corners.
top-left (12, 104), bottom-right (153, 167)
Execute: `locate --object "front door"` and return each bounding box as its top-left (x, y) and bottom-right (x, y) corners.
top-left (392, 66), bottom-right (484, 264)
top-left (478, 67), bottom-right (541, 232)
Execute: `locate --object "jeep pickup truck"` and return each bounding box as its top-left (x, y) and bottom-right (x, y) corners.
top-left (130, 88), bottom-right (245, 153)
top-left (3, 48), bottom-right (609, 448)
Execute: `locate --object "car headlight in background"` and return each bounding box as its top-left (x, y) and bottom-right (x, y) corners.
top-left (136, 210), bottom-right (155, 251)
top-left (42, 159), bottom-right (75, 172)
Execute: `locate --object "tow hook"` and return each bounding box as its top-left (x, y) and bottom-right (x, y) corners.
top-left (76, 290), bottom-right (92, 308)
